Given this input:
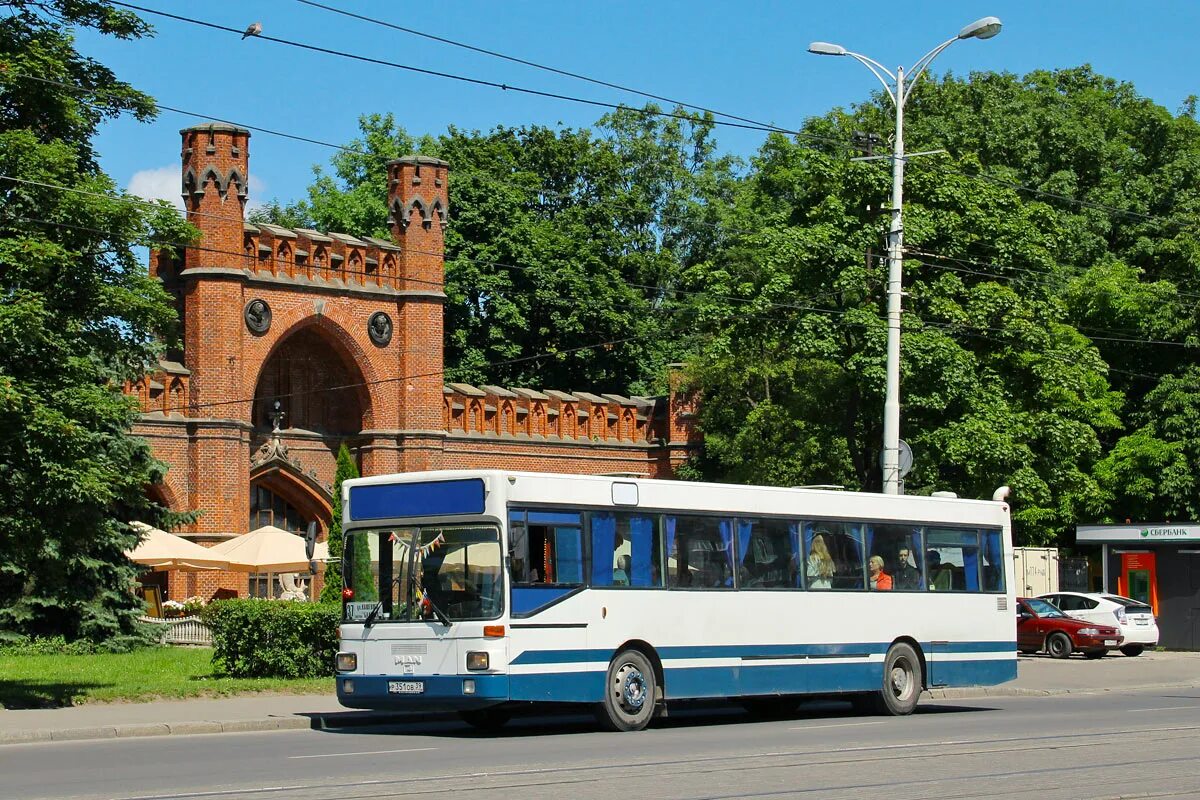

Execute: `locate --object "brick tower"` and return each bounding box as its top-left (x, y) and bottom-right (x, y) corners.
top-left (180, 123), bottom-right (253, 535)
top-left (387, 156), bottom-right (449, 470)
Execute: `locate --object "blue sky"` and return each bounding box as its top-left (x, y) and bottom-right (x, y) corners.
top-left (78, 1), bottom-right (1200, 215)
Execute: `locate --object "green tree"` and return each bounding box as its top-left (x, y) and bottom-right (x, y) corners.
top-left (682, 70), bottom-right (1154, 546)
top-left (0, 1), bottom-right (196, 644)
top-left (258, 108), bottom-right (737, 393)
top-left (319, 443), bottom-right (358, 603)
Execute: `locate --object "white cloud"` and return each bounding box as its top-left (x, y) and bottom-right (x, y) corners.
top-left (246, 174), bottom-right (267, 217)
top-left (126, 166), bottom-right (268, 215)
top-left (127, 165), bottom-right (183, 210)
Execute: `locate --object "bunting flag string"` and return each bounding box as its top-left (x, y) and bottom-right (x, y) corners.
top-left (391, 532), bottom-right (446, 557)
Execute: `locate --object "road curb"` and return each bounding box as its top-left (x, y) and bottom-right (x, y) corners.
top-left (924, 680), bottom-right (1200, 701)
top-left (0, 710), bottom-right (425, 746)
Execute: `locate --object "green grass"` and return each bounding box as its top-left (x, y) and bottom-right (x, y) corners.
top-left (0, 647), bottom-right (331, 709)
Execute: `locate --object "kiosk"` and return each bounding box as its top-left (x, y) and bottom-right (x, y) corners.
top-left (1076, 523), bottom-right (1200, 650)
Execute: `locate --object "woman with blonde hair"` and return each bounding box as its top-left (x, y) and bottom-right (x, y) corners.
top-left (806, 532), bottom-right (835, 589)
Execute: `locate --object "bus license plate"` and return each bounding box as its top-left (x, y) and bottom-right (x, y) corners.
top-left (1104, 639), bottom-right (1117, 646)
top-left (388, 681), bottom-right (424, 694)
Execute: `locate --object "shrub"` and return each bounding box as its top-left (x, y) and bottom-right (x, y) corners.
top-left (202, 600), bottom-right (340, 678)
top-left (0, 629), bottom-right (160, 655)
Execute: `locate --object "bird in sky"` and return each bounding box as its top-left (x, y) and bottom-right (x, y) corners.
top-left (242, 21), bottom-right (262, 40)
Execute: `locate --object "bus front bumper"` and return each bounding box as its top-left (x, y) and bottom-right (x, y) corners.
top-left (336, 674), bottom-right (509, 711)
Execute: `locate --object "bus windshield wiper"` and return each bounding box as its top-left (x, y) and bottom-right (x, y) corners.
top-left (424, 593), bottom-right (453, 627)
top-left (407, 567), bottom-right (451, 627)
top-left (363, 572), bottom-right (404, 628)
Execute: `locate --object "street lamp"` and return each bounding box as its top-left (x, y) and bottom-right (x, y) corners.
top-left (808, 17), bottom-right (1001, 495)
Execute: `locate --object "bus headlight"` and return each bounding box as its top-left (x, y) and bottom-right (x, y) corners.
top-left (336, 652), bottom-right (357, 671)
top-left (466, 651), bottom-right (489, 671)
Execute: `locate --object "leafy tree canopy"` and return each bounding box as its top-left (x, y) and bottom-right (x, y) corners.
top-left (257, 108), bottom-right (738, 393)
top-left (0, 1), bottom-right (196, 644)
top-left (267, 66), bottom-right (1200, 546)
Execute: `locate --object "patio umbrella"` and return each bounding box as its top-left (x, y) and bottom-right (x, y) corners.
top-left (125, 521), bottom-right (230, 571)
top-left (209, 525), bottom-right (312, 572)
top-left (312, 541), bottom-right (331, 561)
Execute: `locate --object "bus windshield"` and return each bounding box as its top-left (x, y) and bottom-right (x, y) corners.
top-left (343, 526), bottom-right (503, 622)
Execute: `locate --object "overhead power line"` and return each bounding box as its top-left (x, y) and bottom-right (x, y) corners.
top-left (293, 0), bottom-right (790, 134)
top-left (109, 1), bottom-right (819, 140)
top-left (5, 72), bottom-right (838, 245)
top-left (11, 171), bottom-right (1200, 356)
top-left (8, 202), bottom-right (1199, 362)
top-left (0, 191), bottom-right (852, 319)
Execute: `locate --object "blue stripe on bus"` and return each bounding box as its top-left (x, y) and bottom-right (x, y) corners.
top-left (510, 671), bottom-right (606, 703)
top-left (929, 640), bottom-right (1018, 654)
top-left (933, 658), bottom-right (1018, 686)
top-left (338, 658), bottom-right (1016, 710)
top-left (508, 641), bottom-right (1017, 665)
top-left (665, 662), bottom-right (881, 697)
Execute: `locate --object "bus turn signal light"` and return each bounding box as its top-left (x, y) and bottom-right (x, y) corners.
top-left (484, 625), bottom-right (505, 638)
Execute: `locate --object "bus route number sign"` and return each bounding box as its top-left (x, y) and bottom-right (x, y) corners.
top-left (388, 681), bottom-right (424, 694)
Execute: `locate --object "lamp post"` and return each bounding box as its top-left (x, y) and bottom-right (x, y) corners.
top-left (808, 17), bottom-right (1001, 495)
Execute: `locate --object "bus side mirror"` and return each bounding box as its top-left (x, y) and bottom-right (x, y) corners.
top-left (305, 521), bottom-right (318, 561)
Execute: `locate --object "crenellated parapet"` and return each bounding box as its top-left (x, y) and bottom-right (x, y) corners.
top-left (233, 222), bottom-right (408, 294)
top-left (126, 360), bottom-right (191, 417)
top-left (442, 383), bottom-right (666, 444)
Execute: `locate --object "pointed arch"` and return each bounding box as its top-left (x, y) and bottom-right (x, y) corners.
top-left (252, 316), bottom-right (376, 434)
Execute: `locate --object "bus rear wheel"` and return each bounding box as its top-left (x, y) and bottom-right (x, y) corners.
top-left (597, 649), bottom-right (657, 732)
top-left (860, 642), bottom-right (922, 716)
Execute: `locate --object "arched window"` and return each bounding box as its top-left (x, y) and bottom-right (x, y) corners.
top-left (250, 484), bottom-right (310, 534)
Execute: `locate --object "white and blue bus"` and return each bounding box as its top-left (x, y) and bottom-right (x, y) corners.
top-left (335, 470), bottom-right (1016, 731)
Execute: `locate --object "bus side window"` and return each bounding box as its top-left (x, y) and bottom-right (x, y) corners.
top-left (509, 510), bottom-right (529, 582)
top-left (926, 528), bottom-right (982, 592)
top-left (666, 515), bottom-right (734, 589)
top-left (803, 522), bottom-right (865, 590)
top-left (590, 512), bottom-right (661, 587)
top-left (981, 529), bottom-right (1004, 592)
top-left (518, 510), bottom-right (583, 586)
top-left (737, 518), bottom-right (795, 589)
top-left (866, 524), bottom-right (924, 591)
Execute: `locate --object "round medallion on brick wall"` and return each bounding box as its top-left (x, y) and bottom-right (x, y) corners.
top-left (244, 298), bottom-right (271, 334)
top-left (368, 311), bottom-right (393, 346)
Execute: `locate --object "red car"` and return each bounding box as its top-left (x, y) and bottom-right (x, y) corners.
top-left (1017, 597), bottom-right (1123, 659)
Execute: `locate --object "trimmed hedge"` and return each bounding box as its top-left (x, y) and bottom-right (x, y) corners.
top-left (202, 600), bottom-right (340, 678)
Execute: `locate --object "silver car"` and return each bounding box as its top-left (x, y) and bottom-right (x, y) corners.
top-left (1038, 592), bottom-right (1158, 656)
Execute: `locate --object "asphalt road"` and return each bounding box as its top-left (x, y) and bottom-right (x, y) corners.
top-left (4, 689), bottom-right (1200, 800)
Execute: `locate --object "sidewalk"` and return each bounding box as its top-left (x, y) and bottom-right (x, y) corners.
top-left (3, 651), bottom-right (1198, 745)
top-left (927, 649), bottom-right (1200, 698)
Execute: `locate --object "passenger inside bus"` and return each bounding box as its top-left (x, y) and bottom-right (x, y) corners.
top-left (928, 550), bottom-right (955, 591)
top-left (806, 532), bottom-right (835, 589)
top-left (868, 555), bottom-right (893, 590)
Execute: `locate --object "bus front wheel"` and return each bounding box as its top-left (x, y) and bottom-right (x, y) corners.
top-left (597, 649), bottom-right (657, 732)
top-left (861, 642), bottom-right (922, 716)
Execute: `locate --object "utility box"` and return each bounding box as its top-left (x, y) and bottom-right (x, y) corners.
top-left (1013, 547), bottom-right (1059, 597)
